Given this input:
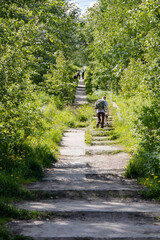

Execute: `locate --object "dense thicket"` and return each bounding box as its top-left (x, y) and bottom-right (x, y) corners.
top-left (0, 1), bottom-right (95, 238)
top-left (0, 1), bottom-right (78, 146)
top-left (83, 0), bottom-right (160, 198)
top-left (83, 0), bottom-right (159, 93)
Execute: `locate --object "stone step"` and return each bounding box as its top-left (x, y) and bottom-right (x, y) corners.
top-left (75, 97), bottom-right (87, 101)
top-left (75, 91), bottom-right (87, 96)
top-left (42, 173), bottom-right (135, 184)
top-left (74, 102), bottom-right (88, 105)
top-left (75, 96), bottom-right (87, 101)
top-left (27, 179), bottom-right (140, 191)
top-left (31, 189), bottom-right (141, 200)
top-left (91, 131), bottom-right (111, 136)
top-left (15, 199), bottom-right (160, 216)
top-left (89, 127), bottom-right (114, 131)
top-left (76, 88), bottom-right (86, 91)
top-left (51, 152), bottom-right (130, 173)
top-left (85, 145), bottom-right (124, 155)
top-left (92, 119), bottom-right (113, 124)
top-left (92, 140), bottom-right (118, 145)
top-left (93, 136), bottom-right (115, 143)
top-left (44, 168), bottom-right (128, 177)
top-left (86, 145), bottom-right (123, 151)
top-left (74, 78), bottom-right (87, 105)
top-left (79, 80), bottom-right (85, 84)
top-left (93, 116), bottom-right (113, 119)
top-left (51, 157), bottom-right (128, 172)
top-left (77, 84), bottom-right (86, 88)
top-left (43, 167), bottom-right (131, 184)
top-left (10, 218), bottom-right (160, 239)
top-left (26, 177), bottom-right (142, 199)
top-left (76, 87), bottom-right (86, 90)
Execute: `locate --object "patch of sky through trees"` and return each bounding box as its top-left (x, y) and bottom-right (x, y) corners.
top-left (70, 0), bottom-right (97, 13)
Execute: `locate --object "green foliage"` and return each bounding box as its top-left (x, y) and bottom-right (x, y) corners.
top-left (125, 100), bottom-right (160, 198)
top-left (23, 159), bottom-right (44, 180)
top-left (0, 201), bottom-right (37, 220)
top-left (85, 130), bottom-right (93, 145)
top-left (135, 101), bottom-right (160, 153)
top-left (0, 173), bottom-right (30, 199)
top-left (0, 0), bottom-right (82, 201)
top-left (0, 225), bottom-right (32, 240)
top-left (110, 93), bottom-right (160, 199)
top-left (83, 0), bottom-right (159, 93)
top-left (82, 0), bottom-right (160, 199)
top-left (84, 65), bottom-right (93, 94)
top-left (0, 0), bottom-right (90, 237)
top-left (0, 100), bottom-right (94, 198)
top-left (0, 100), bottom-right (94, 237)
top-left (0, 226), bottom-right (11, 240)
top-left (72, 104), bottom-right (95, 127)
top-left (87, 89), bottom-right (109, 102)
top-left (0, 0), bottom-right (80, 164)
top-left (140, 174), bottom-right (160, 200)
top-left (42, 51), bottom-right (78, 105)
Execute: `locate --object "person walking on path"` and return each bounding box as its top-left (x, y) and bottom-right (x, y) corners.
top-left (95, 96), bottom-right (109, 128)
top-left (81, 68), bottom-right (85, 79)
top-left (77, 71), bottom-right (80, 79)
top-left (74, 73), bottom-right (77, 79)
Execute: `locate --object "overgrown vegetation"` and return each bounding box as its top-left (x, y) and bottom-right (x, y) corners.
top-left (82, 0), bottom-right (160, 199)
top-left (0, 0), bottom-right (95, 238)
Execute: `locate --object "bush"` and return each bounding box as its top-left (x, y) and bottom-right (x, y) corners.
top-left (110, 93), bottom-right (160, 199)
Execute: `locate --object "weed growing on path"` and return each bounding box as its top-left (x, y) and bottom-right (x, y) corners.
top-left (85, 130), bottom-right (93, 145)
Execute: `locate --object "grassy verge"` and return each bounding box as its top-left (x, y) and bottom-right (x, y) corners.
top-left (110, 93), bottom-right (160, 201)
top-left (85, 130), bottom-right (93, 145)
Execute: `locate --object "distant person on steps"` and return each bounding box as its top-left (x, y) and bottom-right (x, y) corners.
top-left (95, 96), bottom-right (109, 128)
top-left (81, 69), bottom-right (85, 79)
top-left (77, 71), bottom-right (80, 79)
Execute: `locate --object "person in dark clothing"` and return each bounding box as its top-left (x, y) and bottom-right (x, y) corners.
top-left (81, 69), bottom-right (85, 79)
top-left (77, 71), bottom-right (80, 79)
top-left (95, 96), bottom-right (109, 128)
top-left (74, 73), bottom-right (77, 79)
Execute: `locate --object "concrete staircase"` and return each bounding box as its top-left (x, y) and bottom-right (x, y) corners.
top-left (9, 127), bottom-right (160, 239)
top-left (74, 77), bottom-right (87, 105)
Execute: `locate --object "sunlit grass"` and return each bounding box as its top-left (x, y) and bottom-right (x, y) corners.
top-left (110, 93), bottom-right (160, 200)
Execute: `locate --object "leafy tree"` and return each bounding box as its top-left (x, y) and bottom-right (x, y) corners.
top-left (0, 0), bottom-right (80, 155)
top-left (82, 0), bottom-right (160, 194)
